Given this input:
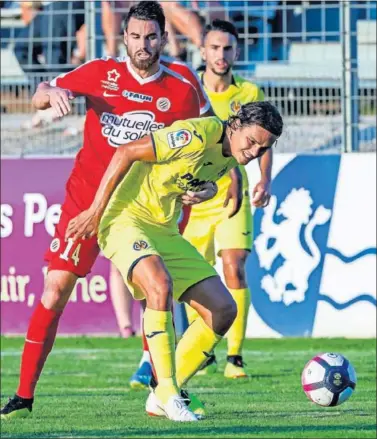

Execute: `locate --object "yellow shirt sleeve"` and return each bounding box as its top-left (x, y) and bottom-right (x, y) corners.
top-left (243, 82), bottom-right (265, 103)
top-left (256, 86), bottom-right (265, 102)
top-left (151, 117), bottom-right (224, 163)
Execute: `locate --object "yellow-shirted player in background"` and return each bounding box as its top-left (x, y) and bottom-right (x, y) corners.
top-left (66, 103), bottom-right (283, 421)
top-left (182, 20), bottom-right (273, 379)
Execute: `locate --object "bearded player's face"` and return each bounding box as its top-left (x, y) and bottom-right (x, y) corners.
top-left (124, 17), bottom-right (167, 71)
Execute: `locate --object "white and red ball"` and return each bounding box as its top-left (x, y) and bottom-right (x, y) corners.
top-left (301, 353), bottom-right (356, 407)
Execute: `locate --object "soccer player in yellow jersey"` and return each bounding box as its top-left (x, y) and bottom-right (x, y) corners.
top-left (66, 102), bottom-right (283, 422)
top-left (183, 19), bottom-right (272, 378)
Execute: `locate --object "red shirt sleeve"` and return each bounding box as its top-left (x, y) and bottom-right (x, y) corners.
top-left (179, 66), bottom-right (211, 116)
top-left (162, 57), bottom-right (211, 116)
top-left (49, 60), bottom-right (101, 96)
top-left (180, 84), bottom-right (201, 120)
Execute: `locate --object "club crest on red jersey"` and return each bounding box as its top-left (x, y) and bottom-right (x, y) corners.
top-left (157, 97), bottom-right (171, 112)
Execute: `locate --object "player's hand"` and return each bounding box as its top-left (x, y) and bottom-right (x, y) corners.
top-left (224, 169), bottom-right (243, 219)
top-left (46, 88), bottom-right (74, 118)
top-left (252, 179), bottom-right (271, 208)
top-left (65, 208), bottom-right (101, 242)
top-left (181, 182), bottom-right (218, 205)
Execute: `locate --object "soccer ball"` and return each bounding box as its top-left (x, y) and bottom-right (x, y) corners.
top-left (301, 352), bottom-right (357, 407)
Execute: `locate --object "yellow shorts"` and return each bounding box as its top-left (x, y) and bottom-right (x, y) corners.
top-left (183, 188), bottom-right (253, 266)
top-left (98, 215), bottom-right (217, 301)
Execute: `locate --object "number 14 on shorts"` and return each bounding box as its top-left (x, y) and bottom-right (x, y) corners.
top-left (60, 238), bottom-right (81, 266)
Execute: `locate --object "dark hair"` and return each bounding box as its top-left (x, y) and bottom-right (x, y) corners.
top-left (124, 1), bottom-right (165, 34)
top-left (203, 19), bottom-right (239, 44)
top-left (228, 102), bottom-right (284, 138)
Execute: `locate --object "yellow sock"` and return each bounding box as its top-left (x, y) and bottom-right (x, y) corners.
top-left (185, 303), bottom-right (200, 325)
top-left (176, 317), bottom-right (222, 388)
top-left (227, 288), bottom-right (251, 356)
top-left (143, 308), bottom-right (178, 403)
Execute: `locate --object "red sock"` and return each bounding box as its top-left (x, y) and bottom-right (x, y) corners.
top-left (142, 325), bottom-right (149, 351)
top-left (178, 205), bottom-right (191, 234)
top-left (17, 302), bottom-right (62, 399)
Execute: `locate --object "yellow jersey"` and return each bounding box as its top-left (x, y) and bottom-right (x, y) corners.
top-left (190, 73), bottom-right (264, 214)
top-left (99, 116), bottom-right (237, 230)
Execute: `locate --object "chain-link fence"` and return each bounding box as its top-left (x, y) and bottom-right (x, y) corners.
top-left (1, 1), bottom-right (376, 156)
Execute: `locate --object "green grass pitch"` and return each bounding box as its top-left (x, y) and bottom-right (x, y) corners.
top-left (1, 337), bottom-right (376, 438)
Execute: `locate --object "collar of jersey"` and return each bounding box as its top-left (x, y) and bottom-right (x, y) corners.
top-left (125, 56), bottom-right (164, 85)
top-left (200, 72), bottom-right (240, 96)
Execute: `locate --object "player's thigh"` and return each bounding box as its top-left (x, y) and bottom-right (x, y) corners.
top-left (131, 255), bottom-right (173, 310)
top-left (215, 201), bottom-right (253, 257)
top-left (221, 248), bottom-right (250, 288)
top-left (45, 210), bottom-right (100, 277)
top-left (44, 211), bottom-right (100, 310)
top-left (182, 214), bottom-right (217, 265)
top-left (159, 231), bottom-right (218, 302)
top-left (99, 220), bottom-right (160, 301)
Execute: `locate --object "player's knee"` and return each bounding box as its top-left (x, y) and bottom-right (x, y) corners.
top-left (41, 286), bottom-right (70, 312)
top-left (145, 276), bottom-right (173, 311)
top-left (223, 297), bottom-right (238, 329)
top-left (223, 255), bottom-right (248, 287)
top-left (213, 296), bottom-right (237, 335)
top-left (41, 273), bottom-right (76, 312)
top-left (224, 262), bottom-right (246, 284)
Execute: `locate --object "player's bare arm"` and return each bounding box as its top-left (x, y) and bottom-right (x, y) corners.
top-left (32, 82), bottom-right (74, 118)
top-left (252, 148), bottom-right (273, 208)
top-left (66, 135), bottom-right (157, 242)
top-left (224, 167), bottom-right (243, 218)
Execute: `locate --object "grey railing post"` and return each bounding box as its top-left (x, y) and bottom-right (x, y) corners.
top-left (85, 1), bottom-right (96, 61)
top-left (341, 1), bottom-right (359, 152)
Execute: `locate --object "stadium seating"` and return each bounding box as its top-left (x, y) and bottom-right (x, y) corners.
top-left (253, 20), bottom-right (377, 87)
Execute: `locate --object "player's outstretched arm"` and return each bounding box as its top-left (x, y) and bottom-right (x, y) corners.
top-left (252, 148), bottom-right (273, 208)
top-left (32, 82), bottom-right (74, 118)
top-left (65, 136), bottom-right (157, 242)
top-left (224, 167), bottom-right (244, 218)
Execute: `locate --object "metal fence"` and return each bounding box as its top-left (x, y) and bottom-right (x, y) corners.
top-left (1, 0), bottom-right (376, 156)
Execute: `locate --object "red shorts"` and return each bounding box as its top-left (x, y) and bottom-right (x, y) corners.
top-left (44, 210), bottom-right (100, 277)
top-left (178, 205), bottom-right (191, 234)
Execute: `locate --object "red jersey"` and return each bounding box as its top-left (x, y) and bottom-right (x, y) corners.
top-left (50, 56), bottom-right (201, 216)
top-left (160, 55), bottom-right (211, 116)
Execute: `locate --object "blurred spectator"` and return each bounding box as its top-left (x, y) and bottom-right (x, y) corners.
top-left (101, 0), bottom-right (128, 57)
top-left (100, 1), bottom-right (204, 61)
top-left (14, 1), bottom-right (85, 74)
top-left (160, 1), bottom-right (203, 60)
top-left (13, 1), bottom-right (44, 72)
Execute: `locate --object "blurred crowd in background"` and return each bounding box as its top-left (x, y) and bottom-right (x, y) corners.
top-left (1, 2), bottom-right (376, 154)
top-left (2, 1), bottom-right (375, 77)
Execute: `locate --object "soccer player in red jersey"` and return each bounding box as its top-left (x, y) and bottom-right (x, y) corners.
top-left (1, 1), bottom-right (216, 419)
